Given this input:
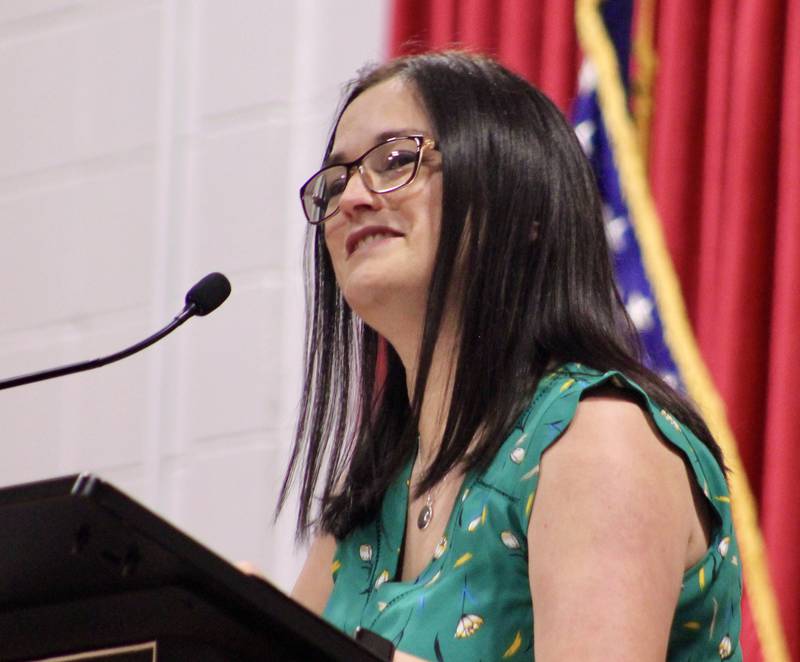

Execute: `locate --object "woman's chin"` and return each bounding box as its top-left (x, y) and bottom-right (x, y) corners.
top-left (341, 279), bottom-right (394, 317)
top-left (341, 278), bottom-right (423, 330)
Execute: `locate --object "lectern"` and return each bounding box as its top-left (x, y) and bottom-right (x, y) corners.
top-left (0, 474), bottom-right (380, 661)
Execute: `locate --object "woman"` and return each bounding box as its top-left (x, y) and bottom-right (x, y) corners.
top-left (278, 51), bottom-right (741, 661)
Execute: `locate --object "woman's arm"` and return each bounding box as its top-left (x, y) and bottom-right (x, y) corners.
top-left (529, 392), bottom-right (697, 661)
top-left (291, 533), bottom-right (338, 615)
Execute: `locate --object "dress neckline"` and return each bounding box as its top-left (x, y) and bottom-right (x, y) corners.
top-left (384, 448), bottom-right (476, 586)
top-left (380, 365), bottom-right (569, 586)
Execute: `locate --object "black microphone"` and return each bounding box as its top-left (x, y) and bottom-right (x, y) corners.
top-left (0, 272), bottom-right (231, 391)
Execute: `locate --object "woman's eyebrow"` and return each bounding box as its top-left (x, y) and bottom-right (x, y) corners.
top-left (325, 129), bottom-right (426, 166)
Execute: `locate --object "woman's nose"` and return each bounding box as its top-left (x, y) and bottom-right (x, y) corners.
top-left (337, 168), bottom-right (378, 218)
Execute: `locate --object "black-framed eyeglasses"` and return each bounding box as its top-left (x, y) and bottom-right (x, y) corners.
top-left (299, 135), bottom-right (438, 225)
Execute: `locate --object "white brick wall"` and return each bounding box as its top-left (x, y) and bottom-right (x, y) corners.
top-left (0, 0), bottom-right (390, 592)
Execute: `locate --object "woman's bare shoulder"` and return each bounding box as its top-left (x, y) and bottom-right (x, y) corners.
top-left (548, 385), bottom-right (691, 484)
top-left (527, 387), bottom-right (696, 661)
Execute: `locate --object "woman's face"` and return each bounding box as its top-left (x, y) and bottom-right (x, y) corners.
top-left (323, 77), bottom-right (443, 328)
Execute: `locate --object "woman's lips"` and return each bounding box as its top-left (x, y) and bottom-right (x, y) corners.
top-left (346, 226), bottom-right (404, 256)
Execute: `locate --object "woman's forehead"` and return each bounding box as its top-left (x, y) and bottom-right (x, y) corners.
top-left (331, 78), bottom-right (431, 159)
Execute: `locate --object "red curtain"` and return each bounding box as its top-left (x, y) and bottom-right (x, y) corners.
top-left (649, 1), bottom-right (800, 659)
top-left (390, 1), bottom-right (799, 659)
top-left (390, 0), bottom-right (582, 113)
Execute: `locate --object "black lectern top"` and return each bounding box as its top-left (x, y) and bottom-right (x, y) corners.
top-left (0, 474), bottom-right (379, 662)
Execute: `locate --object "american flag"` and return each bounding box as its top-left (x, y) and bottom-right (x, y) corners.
top-left (571, 0), bottom-right (681, 390)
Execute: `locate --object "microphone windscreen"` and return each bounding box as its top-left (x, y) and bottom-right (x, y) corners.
top-left (185, 272), bottom-right (232, 316)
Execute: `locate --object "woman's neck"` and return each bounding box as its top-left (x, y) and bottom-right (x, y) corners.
top-left (395, 318), bottom-right (460, 471)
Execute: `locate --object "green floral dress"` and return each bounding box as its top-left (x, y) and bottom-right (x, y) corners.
top-left (323, 364), bottom-right (742, 661)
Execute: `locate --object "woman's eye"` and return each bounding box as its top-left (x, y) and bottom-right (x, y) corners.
top-left (379, 150), bottom-right (416, 172)
top-left (327, 175), bottom-right (347, 197)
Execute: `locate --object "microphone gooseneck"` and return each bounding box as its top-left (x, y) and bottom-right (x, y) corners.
top-left (0, 272), bottom-right (232, 391)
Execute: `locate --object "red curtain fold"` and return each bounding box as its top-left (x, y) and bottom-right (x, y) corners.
top-left (761, 0), bottom-right (800, 651)
top-left (390, 1), bottom-right (799, 659)
top-left (389, 0), bottom-right (581, 113)
top-left (650, 1), bottom-right (800, 657)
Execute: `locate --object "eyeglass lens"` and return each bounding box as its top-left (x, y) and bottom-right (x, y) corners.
top-left (302, 137), bottom-right (422, 224)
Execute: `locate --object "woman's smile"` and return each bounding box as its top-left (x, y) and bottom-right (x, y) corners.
top-left (346, 225), bottom-right (406, 258)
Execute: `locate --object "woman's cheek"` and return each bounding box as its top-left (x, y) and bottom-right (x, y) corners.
top-left (323, 222), bottom-right (348, 283)
top-left (323, 219), bottom-right (347, 263)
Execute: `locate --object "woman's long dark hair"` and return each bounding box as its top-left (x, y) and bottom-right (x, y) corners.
top-left (277, 51), bottom-right (725, 541)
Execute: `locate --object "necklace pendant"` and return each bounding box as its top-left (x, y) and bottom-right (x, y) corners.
top-left (417, 503), bottom-right (433, 530)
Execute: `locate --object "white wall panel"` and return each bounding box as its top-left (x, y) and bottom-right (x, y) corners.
top-left (0, 1), bottom-right (80, 23)
top-left (166, 441), bottom-right (287, 566)
top-left (0, 356), bottom-right (65, 484)
top-left (0, 0), bottom-right (390, 595)
top-left (188, 123), bottom-right (290, 274)
top-left (0, 7), bottom-right (160, 179)
top-left (195, 0), bottom-right (296, 116)
top-left (182, 281), bottom-right (283, 442)
top-left (58, 318), bottom-right (153, 471)
top-left (0, 165), bottom-right (156, 333)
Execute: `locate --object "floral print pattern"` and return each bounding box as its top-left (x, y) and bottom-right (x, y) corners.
top-left (323, 365), bottom-right (742, 660)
